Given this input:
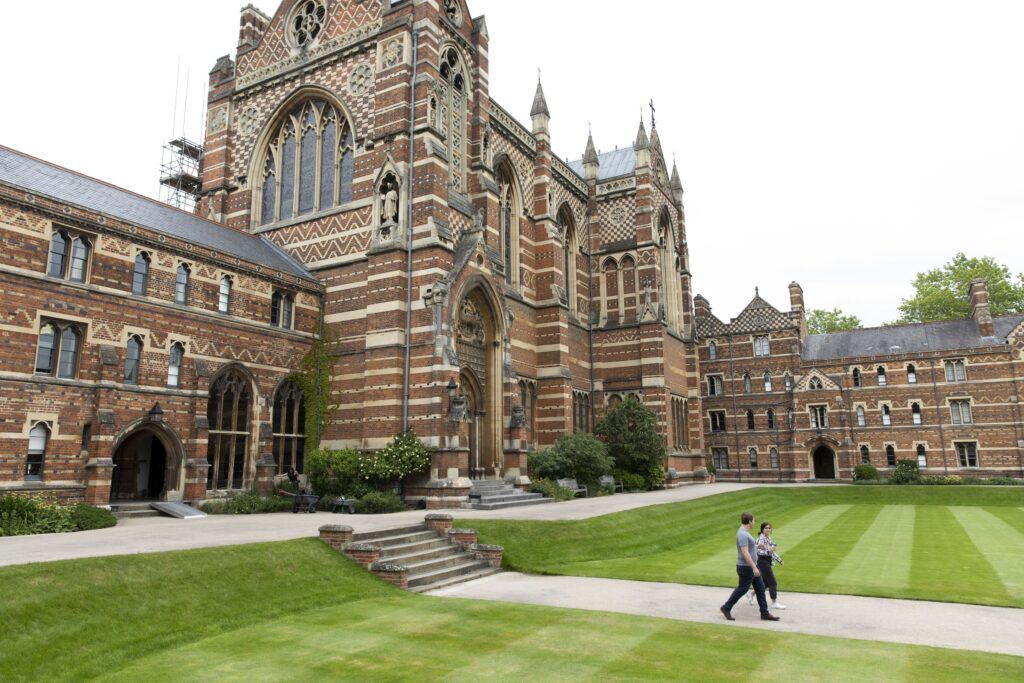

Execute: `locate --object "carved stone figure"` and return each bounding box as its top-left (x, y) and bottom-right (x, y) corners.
top-left (380, 176), bottom-right (399, 225)
top-left (448, 392), bottom-right (468, 423)
top-left (457, 297), bottom-right (485, 345)
top-left (509, 405), bottom-right (526, 429)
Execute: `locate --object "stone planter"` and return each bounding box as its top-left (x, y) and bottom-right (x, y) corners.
top-left (370, 561), bottom-right (410, 589)
top-left (425, 512), bottom-right (454, 533)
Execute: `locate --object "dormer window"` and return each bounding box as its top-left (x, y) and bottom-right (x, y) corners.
top-left (809, 377), bottom-right (824, 390)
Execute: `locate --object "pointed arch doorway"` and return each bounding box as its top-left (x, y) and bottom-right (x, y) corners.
top-left (455, 285), bottom-right (504, 479)
top-left (110, 422), bottom-right (185, 503)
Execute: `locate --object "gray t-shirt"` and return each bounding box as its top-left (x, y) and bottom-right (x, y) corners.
top-left (736, 527), bottom-right (756, 567)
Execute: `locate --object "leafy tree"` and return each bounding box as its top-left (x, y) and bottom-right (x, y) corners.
top-left (896, 253), bottom-right (1024, 324)
top-left (527, 433), bottom-right (612, 488)
top-left (594, 399), bottom-right (666, 490)
top-left (807, 308), bottom-right (862, 335)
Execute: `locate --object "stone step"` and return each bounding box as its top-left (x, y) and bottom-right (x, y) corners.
top-left (378, 537), bottom-right (451, 559)
top-left (470, 497), bottom-right (554, 511)
top-left (113, 509), bottom-right (161, 520)
top-left (358, 530), bottom-right (439, 548)
top-left (407, 558), bottom-right (493, 588)
top-left (472, 493), bottom-right (544, 504)
top-left (383, 543), bottom-right (462, 564)
top-left (409, 566), bottom-right (502, 594)
top-left (351, 524), bottom-right (428, 543)
top-left (404, 551), bottom-right (479, 575)
top-left (470, 482), bottom-right (514, 491)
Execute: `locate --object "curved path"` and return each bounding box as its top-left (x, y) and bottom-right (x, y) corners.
top-left (428, 572), bottom-right (1024, 657)
top-left (0, 482), bottom-right (770, 567)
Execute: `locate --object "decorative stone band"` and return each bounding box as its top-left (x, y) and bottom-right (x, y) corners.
top-left (425, 513), bottom-right (454, 533)
top-left (343, 542), bottom-right (382, 568)
top-left (369, 562), bottom-right (410, 590)
top-left (447, 528), bottom-right (478, 551)
top-left (471, 543), bottom-right (504, 568)
top-left (319, 524), bottom-right (354, 550)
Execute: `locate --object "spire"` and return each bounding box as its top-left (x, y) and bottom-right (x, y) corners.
top-left (634, 118), bottom-right (649, 151)
top-left (530, 74), bottom-right (550, 118)
top-left (670, 161), bottom-right (682, 191)
top-left (583, 129), bottom-right (599, 181)
top-left (649, 124), bottom-right (661, 150)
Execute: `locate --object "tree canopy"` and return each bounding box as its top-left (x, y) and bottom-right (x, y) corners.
top-left (896, 253), bottom-right (1024, 324)
top-left (807, 308), bottom-right (862, 335)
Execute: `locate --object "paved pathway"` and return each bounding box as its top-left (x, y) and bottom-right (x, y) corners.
top-left (0, 483), bottom-right (772, 567)
top-left (428, 572), bottom-right (1024, 657)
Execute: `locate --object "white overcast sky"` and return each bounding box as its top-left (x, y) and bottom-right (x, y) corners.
top-left (2, 1), bottom-right (1022, 325)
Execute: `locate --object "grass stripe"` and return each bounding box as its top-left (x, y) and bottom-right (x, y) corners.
top-left (909, 506), bottom-right (1011, 606)
top-left (948, 507), bottom-right (1024, 595)
top-left (985, 506), bottom-right (1024, 535)
top-left (778, 504), bottom-right (883, 587)
top-left (684, 504), bottom-right (852, 578)
top-left (826, 505), bottom-right (915, 591)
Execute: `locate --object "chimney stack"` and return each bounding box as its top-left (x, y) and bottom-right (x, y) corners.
top-left (789, 281), bottom-right (807, 338)
top-left (239, 4), bottom-right (271, 52)
top-left (693, 295), bottom-right (711, 323)
top-left (969, 278), bottom-right (995, 337)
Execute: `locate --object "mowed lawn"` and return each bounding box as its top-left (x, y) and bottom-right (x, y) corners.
top-left (467, 486), bottom-right (1024, 607)
top-left (3, 538), bottom-right (1022, 681)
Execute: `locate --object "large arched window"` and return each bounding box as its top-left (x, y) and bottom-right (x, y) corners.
top-left (439, 46), bottom-right (468, 195)
top-left (207, 369), bottom-right (253, 490)
top-left (558, 205), bottom-right (578, 313)
top-left (272, 381), bottom-right (306, 474)
top-left (259, 98), bottom-right (354, 226)
top-left (496, 160), bottom-right (520, 286)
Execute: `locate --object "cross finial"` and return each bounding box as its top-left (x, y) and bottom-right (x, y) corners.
top-left (755, 286), bottom-right (760, 297)
top-left (649, 99), bottom-right (656, 128)
top-left (538, 67), bottom-right (542, 84)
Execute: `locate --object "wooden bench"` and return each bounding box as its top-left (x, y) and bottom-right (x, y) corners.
top-left (599, 475), bottom-right (624, 493)
top-left (557, 478), bottom-right (588, 498)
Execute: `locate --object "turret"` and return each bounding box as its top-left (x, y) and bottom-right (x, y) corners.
top-left (633, 119), bottom-right (650, 168)
top-left (530, 76), bottom-right (550, 136)
top-left (583, 131), bottom-right (599, 182)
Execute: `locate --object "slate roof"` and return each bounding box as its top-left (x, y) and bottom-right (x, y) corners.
top-left (567, 147), bottom-right (637, 180)
top-left (802, 315), bottom-right (1024, 361)
top-left (0, 145), bottom-right (316, 282)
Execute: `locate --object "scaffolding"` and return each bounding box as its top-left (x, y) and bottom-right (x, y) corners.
top-left (159, 137), bottom-right (203, 212)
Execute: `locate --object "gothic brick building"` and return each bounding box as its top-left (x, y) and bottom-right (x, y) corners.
top-left (696, 281), bottom-right (1024, 481)
top-left (0, 0), bottom-right (705, 508)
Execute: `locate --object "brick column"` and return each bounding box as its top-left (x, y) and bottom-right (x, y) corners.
top-left (370, 562), bottom-right (409, 590)
top-left (344, 543), bottom-right (382, 568)
top-left (448, 528), bottom-right (478, 551)
top-left (472, 543), bottom-right (504, 568)
top-left (83, 457), bottom-right (114, 506)
top-left (425, 513), bottom-right (454, 534)
top-left (319, 525), bottom-right (354, 551)
top-left (254, 453), bottom-right (276, 496)
top-left (183, 457), bottom-right (209, 502)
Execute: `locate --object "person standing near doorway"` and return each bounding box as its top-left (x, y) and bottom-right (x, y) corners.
top-left (720, 512), bottom-right (780, 622)
top-left (748, 522), bottom-right (786, 610)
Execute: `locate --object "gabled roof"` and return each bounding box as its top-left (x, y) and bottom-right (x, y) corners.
top-left (802, 314), bottom-right (1024, 361)
top-left (0, 145), bottom-right (315, 282)
top-left (567, 147), bottom-right (636, 180)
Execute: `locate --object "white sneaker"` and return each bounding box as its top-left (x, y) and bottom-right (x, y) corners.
top-left (771, 601), bottom-right (787, 610)
top-left (747, 591), bottom-right (755, 605)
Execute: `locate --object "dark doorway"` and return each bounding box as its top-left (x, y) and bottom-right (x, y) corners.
top-left (112, 431), bottom-right (167, 501)
top-left (812, 446), bottom-right (836, 480)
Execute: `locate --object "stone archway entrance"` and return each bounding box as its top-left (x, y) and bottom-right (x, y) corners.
top-left (812, 445), bottom-right (837, 480)
top-left (455, 287), bottom-right (503, 479)
top-left (112, 430), bottom-right (171, 502)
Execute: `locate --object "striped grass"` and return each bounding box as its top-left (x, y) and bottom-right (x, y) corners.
top-left (469, 486), bottom-right (1024, 607)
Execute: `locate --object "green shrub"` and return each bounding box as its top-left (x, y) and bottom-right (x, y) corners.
top-left (528, 434), bottom-right (612, 489)
top-left (890, 459), bottom-right (921, 485)
top-left (70, 504), bottom-right (117, 531)
top-left (612, 469), bottom-right (647, 492)
top-left (853, 464), bottom-right (880, 481)
top-left (920, 475), bottom-right (963, 486)
top-left (201, 490), bottom-right (292, 515)
top-left (706, 462), bottom-right (717, 475)
top-left (595, 400), bottom-right (667, 490)
top-left (355, 491), bottom-right (406, 514)
top-left (0, 496), bottom-right (76, 536)
top-left (527, 478), bottom-right (577, 501)
top-left (982, 476), bottom-right (1021, 486)
top-left (358, 432), bottom-right (432, 490)
top-left (305, 448), bottom-right (363, 497)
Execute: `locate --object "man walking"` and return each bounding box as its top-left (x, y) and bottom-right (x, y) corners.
top-left (720, 512), bottom-right (779, 622)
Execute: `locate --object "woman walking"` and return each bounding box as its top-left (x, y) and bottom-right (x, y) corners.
top-left (748, 522), bottom-right (786, 610)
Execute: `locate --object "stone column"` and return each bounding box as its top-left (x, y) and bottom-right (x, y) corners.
top-left (254, 453), bottom-right (277, 496)
top-left (83, 457), bottom-right (114, 506)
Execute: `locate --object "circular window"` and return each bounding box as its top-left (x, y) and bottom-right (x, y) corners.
top-left (291, 1), bottom-right (326, 49)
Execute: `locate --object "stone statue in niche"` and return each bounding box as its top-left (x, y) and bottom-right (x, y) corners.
top-left (428, 96), bottom-right (437, 128)
top-left (509, 404), bottom-right (526, 429)
top-left (448, 392), bottom-right (468, 423)
top-left (378, 174), bottom-right (400, 241)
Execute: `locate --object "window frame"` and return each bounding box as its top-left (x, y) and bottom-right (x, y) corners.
top-left (911, 402), bottom-right (922, 425)
top-left (710, 410), bottom-right (727, 433)
top-left (748, 447), bottom-right (758, 469)
top-left (763, 371), bottom-right (772, 392)
top-left (856, 405), bottom-right (866, 428)
top-left (860, 444), bottom-right (871, 464)
top-left (708, 341), bottom-right (717, 361)
top-left (167, 342), bottom-right (185, 388)
top-left (124, 335), bottom-right (143, 385)
top-left (746, 410), bottom-right (755, 431)
top-left (955, 441), bottom-right (978, 468)
top-left (175, 263), bottom-right (191, 305)
top-left (712, 447), bottom-right (730, 470)
top-left (25, 422), bottom-right (50, 481)
top-left (852, 367), bottom-right (862, 387)
top-left (885, 444), bottom-right (897, 467)
top-left (810, 404), bottom-right (828, 429)
top-left (132, 251), bottom-right (151, 297)
top-left (944, 359), bottom-right (967, 383)
top-left (877, 366), bottom-right (887, 386)
top-left (950, 399), bottom-right (973, 425)
top-left (47, 228), bottom-right (93, 283)
top-left (219, 276), bottom-right (233, 315)
top-left (907, 363), bottom-right (917, 384)
top-left (707, 374), bottom-right (724, 397)
top-left (916, 444), bottom-right (928, 469)
top-left (881, 403), bottom-right (892, 427)
top-left (35, 320), bottom-right (84, 380)
top-left (769, 447), bottom-right (779, 470)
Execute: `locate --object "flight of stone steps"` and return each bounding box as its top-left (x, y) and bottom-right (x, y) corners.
top-left (466, 479), bottom-right (553, 510)
top-left (320, 515), bottom-right (502, 593)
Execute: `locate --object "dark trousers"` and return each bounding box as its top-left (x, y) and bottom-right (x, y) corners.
top-left (757, 557), bottom-right (778, 601)
top-left (723, 565), bottom-right (769, 616)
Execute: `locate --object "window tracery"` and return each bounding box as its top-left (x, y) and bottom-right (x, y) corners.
top-left (272, 381), bottom-right (306, 474)
top-left (439, 47), bottom-right (468, 195)
top-left (289, 1), bottom-right (326, 49)
top-left (207, 369), bottom-right (253, 491)
top-left (259, 99), bottom-right (354, 226)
